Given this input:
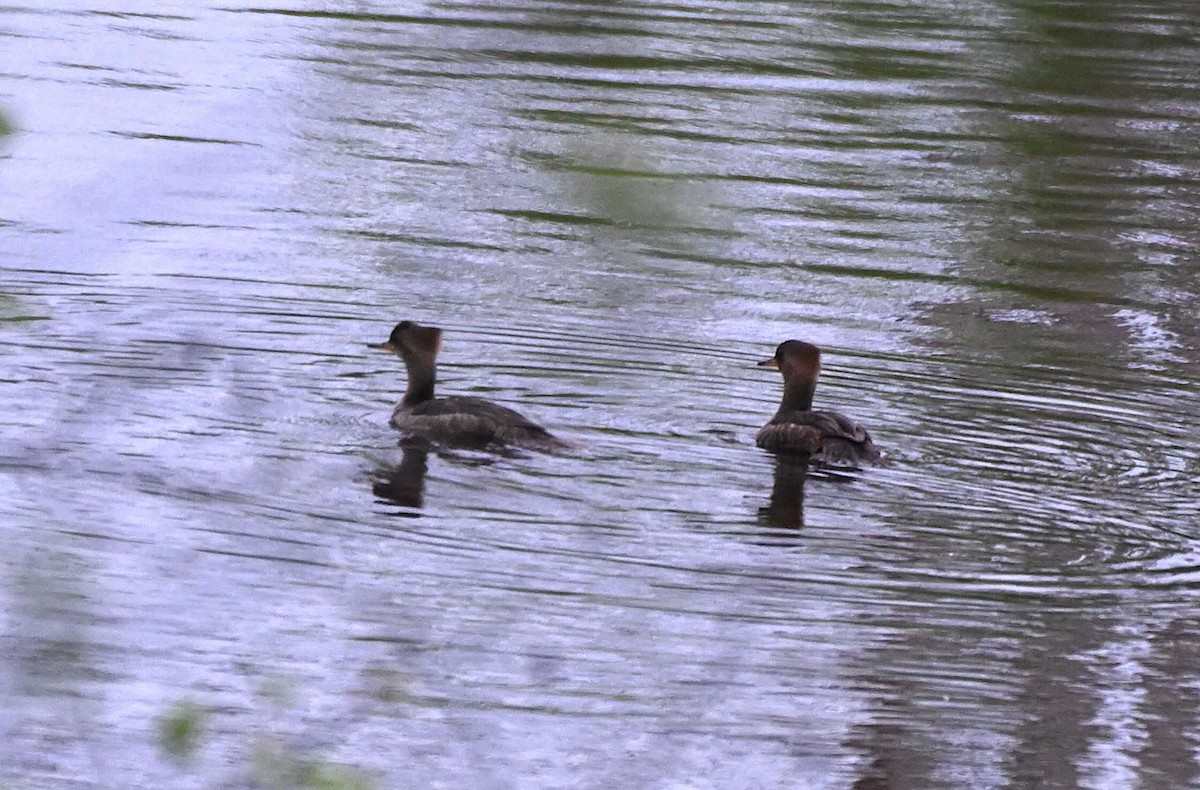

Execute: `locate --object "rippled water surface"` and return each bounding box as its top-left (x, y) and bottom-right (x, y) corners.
top-left (3, 1), bottom-right (1199, 787)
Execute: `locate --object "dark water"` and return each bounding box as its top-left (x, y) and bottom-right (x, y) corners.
top-left (2, 2), bottom-right (1198, 787)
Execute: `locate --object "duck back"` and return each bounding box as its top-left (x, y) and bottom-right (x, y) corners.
top-left (756, 409), bottom-right (879, 466)
top-left (393, 395), bottom-right (562, 448)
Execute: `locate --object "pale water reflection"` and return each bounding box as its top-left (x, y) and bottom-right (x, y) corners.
top-left (2, 1), bottom-right (1199, 788)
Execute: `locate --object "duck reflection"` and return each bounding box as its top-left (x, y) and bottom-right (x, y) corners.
top-left (369, 440), bottom-right (513, 511)
top-left (758, 455), bottom-right (810, 530)
top-left (370, 444), bottom-right (430, 510)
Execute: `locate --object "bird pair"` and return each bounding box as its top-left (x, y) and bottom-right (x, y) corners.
top-left (370, 321), bottom-right (879, 467)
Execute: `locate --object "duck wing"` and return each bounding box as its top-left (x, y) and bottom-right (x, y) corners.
top-left (395, 396), bottom-right (560, 447)
top-left (756, 409), bottom-right (879, 465)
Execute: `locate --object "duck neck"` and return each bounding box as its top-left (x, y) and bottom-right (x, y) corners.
top-left (778, 377), bottom-right (815, 413)
top-left (399, 355), bottom-right (436, 408)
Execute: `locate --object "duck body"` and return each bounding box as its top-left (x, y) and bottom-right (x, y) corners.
top-left (391, 395), bottom-right (559, 447)
top-left (372, 321), bottom-right (563, 449)
top-left (756, 408), bottom-right (878, 465)
top-left (756, 339), bottom-right (879, 467)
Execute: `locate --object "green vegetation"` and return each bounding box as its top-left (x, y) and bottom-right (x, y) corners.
top-left (156, 700), bottom-right (209, 764)
top-left (253, 740), bottom-right (376, 790)
top-left (153, 686), bottom-right (376, 788)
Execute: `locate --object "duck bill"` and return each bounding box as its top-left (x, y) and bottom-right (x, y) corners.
top-left (757, 357), bottom-right (779, 368)
top-left (368, 341), bottom-right (396, 351)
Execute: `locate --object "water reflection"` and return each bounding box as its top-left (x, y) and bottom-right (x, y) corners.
top-left (370, 445), bottom-right (429, 511)
top-left (758, 455), bottom-right (808, 531)
top-left (3, 0), bottom-right (1200, 787)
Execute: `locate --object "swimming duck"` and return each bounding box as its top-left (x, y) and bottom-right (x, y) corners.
top-left (370, 321), bottom-right (562, 448)
top-left (756, 340), bottom-right (880, 466)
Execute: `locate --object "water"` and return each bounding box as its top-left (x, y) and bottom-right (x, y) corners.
top-left (2, 1), bottom-right (1198, 787)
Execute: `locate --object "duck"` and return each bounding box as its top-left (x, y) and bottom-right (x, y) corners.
top-left (756, 339), bottom-right (880, 466)
top-left (369, 321), bottom-right (563, 449)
